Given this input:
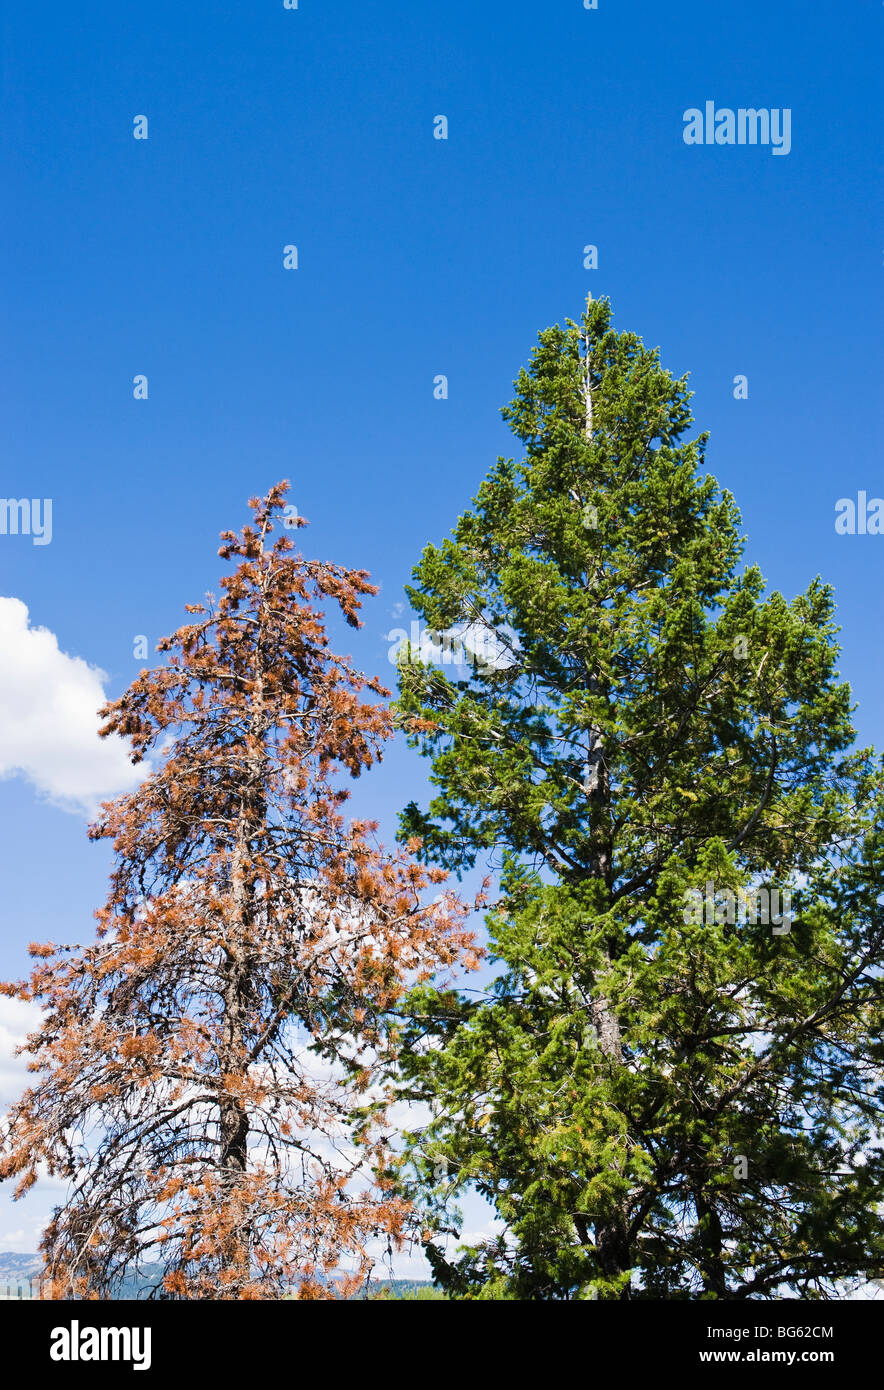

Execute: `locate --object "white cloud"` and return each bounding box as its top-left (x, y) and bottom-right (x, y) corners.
top-left (0, 997), bottom-right (70, 1257)
top-left (0, 597), bottom-right (144, 815)
top-left (0, 996), bottom-right (42, 1106)
top-left (0, 1227), bottom-right (42, 1254)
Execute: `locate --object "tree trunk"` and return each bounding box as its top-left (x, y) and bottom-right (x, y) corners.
top-left (581, 321), bottom-right (628, 1290)
top-left (218, 831), bottom-right (253, 1287)
top-left (217, 585), bottom-right (269, 1289)
top-left (695, 1189), bottom-right (728, 1297)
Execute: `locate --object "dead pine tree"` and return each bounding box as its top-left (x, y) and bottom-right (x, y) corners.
top-left (0, 483), bottom-right (478, 1300)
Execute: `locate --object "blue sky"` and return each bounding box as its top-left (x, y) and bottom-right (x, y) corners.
top-left (0, 0), bottom-right (881, 1261)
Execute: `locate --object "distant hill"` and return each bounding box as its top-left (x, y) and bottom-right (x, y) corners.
top-left (0, 1254), bottom-right (439, 1299)
top-left (0, 1256), bottom-right (41, 1273)
top-left (360, 1279), bottom-right (445, 1300)
top-left (0, 1252), bottom-right (165, 1299)
top-left (0, 1252), bottom-right (42, 1297)
top-left (0, 1252), bottom-right (42, 1277)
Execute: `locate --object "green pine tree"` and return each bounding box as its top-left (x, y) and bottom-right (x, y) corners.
top-left (394, 296), bottom-right (884, 1300)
